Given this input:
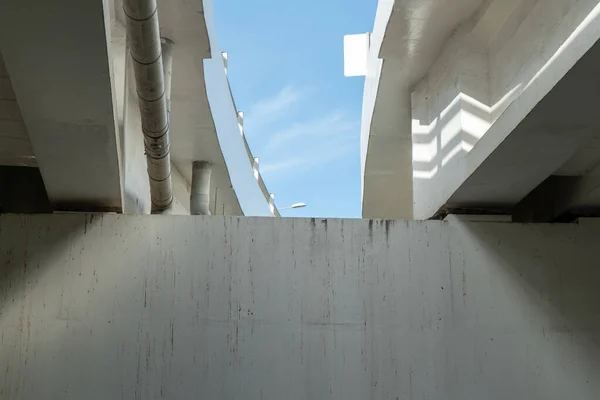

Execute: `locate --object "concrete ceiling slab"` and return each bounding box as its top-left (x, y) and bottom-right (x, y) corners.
top-left (154, 0), bottom-right (242, 215)
top-left (361, 0), bottom-right (486, 219)
top-left (380, 0), bottom-right (486, 84)
top-left (447, 35), bottom-right (600, 212)
top-left (109, 0), bottom-right (272, 216)
top-left (0, 0), bottom-right (122, 211)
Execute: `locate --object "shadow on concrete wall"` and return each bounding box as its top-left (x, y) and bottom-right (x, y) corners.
top-left (0, 214), bottom-right (88, 297)
top-left (2, 216), bottom-right (600, 399)
top-left (459, 221), bottom-right (600, 390)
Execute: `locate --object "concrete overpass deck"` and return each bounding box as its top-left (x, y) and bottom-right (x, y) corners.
top-left (0, 0), bottom-right (277, 217)
top-left (349, 0), bottom-right (600, 222)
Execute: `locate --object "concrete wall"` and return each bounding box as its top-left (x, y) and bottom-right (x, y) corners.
top-left (1, 214), bottom-right (599, 399)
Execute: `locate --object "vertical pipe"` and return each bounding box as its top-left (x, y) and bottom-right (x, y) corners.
top-left (190, 161), bottom-right (212, 215)
top-left (124, 0), bottom-right (173, 212)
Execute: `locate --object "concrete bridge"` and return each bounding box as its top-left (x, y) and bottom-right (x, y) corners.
top-left (1, 1), bottom-right (600, 399)
top-left (0, 0), bottom-right (278, 217)
top-left (347, 0), bottom-right (600, 222)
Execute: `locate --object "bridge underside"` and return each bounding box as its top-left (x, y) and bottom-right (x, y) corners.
top-left (0, 0), bottom-right (275, 217)
top-left (358, 0), bottom-right (600, 222)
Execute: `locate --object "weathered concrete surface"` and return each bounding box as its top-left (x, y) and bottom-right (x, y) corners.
top-left (0, 0), bottom-right (123, 210)
top-left (1, 215), bottom-right (599, 399)
top-left (359, 0), bottom-right (600, 219)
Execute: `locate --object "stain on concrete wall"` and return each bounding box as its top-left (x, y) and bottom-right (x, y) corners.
top-left (0, 215), bottom-right (599, 399)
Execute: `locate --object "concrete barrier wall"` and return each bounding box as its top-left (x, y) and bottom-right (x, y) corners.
top-left (1, 214), bottom-right (599, 399)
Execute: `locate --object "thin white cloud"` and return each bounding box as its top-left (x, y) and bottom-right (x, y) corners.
top-left (260, 111), bottom-right (359, 178)
top-left (260, 157), bottom-right (307, 174)
top-left (266, 111), bottom-right (358, 150)
top-left (261, 142), bottom-right (356, 176)
top-left (245, 86), bottom-right (359, 180)
top-left (246, 85), bottom-right (304, 128)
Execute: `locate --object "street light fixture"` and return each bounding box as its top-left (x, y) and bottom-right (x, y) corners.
top-left (279, 203), bottom-right (307, 211)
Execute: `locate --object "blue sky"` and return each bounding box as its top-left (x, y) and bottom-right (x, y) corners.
top-left (214, 0), bottom-right (377, 218)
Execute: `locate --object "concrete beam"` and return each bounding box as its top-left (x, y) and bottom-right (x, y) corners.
top-left (360, 0), bottom-right (485, 220)
top-left (513, 167), bottom-right (600, 222)
top-left (512, 176), bottom-right (579, 222)
top-left (361, 59), bottom-right (414, 219)
top-left (445, 35), bottom-right (600, 215)
top-left (360, 0), bottom-right (600, 219)
top-left (0, 0), bottom-right (122, 211)
top-left (409, 1), bottom-right (600, 218)
top-left (363, 134), bottom-right (413, 219)
top-left (0, 53), bottom-right (36, 167)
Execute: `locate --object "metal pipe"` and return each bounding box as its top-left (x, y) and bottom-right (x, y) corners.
top-left (124, 0), bottom-right (172, 212)
top-left (190, 161), bottom-right (212, 215)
